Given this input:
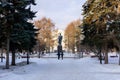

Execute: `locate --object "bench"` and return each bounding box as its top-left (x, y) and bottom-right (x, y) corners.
top-left (21, 56), bottom-right (28, 58)
top-left (91, 55), bottom-right (98, 58)
top-left (110, 55), bottom-right (118, 58)
top-left (0, 56), bottom-right (5, 59)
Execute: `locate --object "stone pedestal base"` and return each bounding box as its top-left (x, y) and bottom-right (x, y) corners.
top-left (57, 45), bottom-right (63, 59)
top-left (58, 45), bottom-right (62, 52)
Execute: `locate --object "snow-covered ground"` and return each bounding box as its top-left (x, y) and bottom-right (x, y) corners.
top-left (0, 52), bottom-right (120, 80)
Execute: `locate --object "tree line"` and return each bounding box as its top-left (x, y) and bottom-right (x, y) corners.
top-left (34, 17), bottom-right (57, 54)
top-left (64, 19), bottom-right (82, 53)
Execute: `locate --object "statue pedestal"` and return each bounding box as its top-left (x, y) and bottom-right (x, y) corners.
top-left (57, 45), bottom-right (62, 52)
top-left (57, 45), bottom-right (63, 59)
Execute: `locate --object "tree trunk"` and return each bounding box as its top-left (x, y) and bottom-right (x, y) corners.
top-left (99, 49), bottom-right (102, 64)
top-left (104, 48), bottom-right (108, 64)
top-left (11, 50), bottom-right (16, 66)
top-left (117, 45), bottom-right (120, 65)
top-left (72, 47), bottom-right (75, 53)
top-left (1, 47), bottom-right (3, 62)
top-left (6, 37), bottom-right (10, 69)
top-left (80, 48), bottom-right (83, 58)
top-left (27, 51), bottom-right (29, 64)
top-left (119, 52), bottom-right (120, 65)
top-left (38, 51), bottom-right (41, 58)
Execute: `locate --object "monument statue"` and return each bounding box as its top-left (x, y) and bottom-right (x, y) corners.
top-left (57, 33), bottom-right (64, 60)
top-left (58, 33), bottom-right (63, 45)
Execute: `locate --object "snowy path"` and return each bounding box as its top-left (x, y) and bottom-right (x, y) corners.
top-left (0, 53), bottom-right (120, 80)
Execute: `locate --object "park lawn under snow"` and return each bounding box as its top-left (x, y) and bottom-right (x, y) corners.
top-left (0, 53), bottom-right (120, 80)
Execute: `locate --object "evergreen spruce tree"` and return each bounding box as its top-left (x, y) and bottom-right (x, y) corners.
top-left (0, 0), bottom-right (37, 68)
top-left (82, 0), bottom-right (120, 64)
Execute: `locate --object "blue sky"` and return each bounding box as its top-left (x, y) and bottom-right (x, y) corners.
top-left (32, 0), bottom-right (87, 30)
